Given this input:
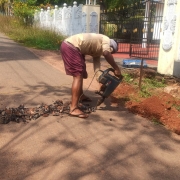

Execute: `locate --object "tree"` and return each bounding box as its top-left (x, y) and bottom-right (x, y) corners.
top-left (100, 0), bottom-right (140, 10)
top-left (35, 0), bottom-right (85, 6)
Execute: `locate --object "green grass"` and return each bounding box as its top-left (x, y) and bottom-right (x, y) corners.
top-left (122, 71), bottom-right (166, 98)
top-left (122, 72), bottom-right (166, 98)
top-left (0, 15), bottom-right (65, 50)
top-left (139, 78), bottom-right (166, 98)
top-left (143, 78), bottom-right (166, 88)
top-left (122, 73), bottom-right (134, 83)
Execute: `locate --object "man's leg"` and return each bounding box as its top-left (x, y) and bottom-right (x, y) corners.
top-left (70, 75), bottom-right (88, 118)
top-left (78, 81), bottom-right (92, 102)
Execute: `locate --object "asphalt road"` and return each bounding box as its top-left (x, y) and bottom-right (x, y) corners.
top-left (1, 32), bottom-right (180, 180)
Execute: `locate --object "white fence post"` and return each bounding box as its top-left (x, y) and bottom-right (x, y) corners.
top-left (62, 3), bottom-right (71, 36)
top-left (71, 2), bottom-right (83, 35)
top-left (46, 7), bottom-right (53, 29)
top-left (53, 5), bottom-right (63, 34)
top-left (39, 9), bottom-right (46, 28)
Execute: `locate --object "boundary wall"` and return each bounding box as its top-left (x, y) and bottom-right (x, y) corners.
top-left (34, 1), bottom-right (100, 36)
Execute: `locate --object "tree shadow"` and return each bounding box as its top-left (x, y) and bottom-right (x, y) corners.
top-left (1, 97), bottom-right (180, 179)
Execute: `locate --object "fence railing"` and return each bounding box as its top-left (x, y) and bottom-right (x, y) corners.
top-left (100, 0), bottom-right (164, 60)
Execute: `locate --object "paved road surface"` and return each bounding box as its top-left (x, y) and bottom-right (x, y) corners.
top-left (0, 32), bottom-right (180, 180)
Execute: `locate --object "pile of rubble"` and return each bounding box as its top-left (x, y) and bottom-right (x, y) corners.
top-left (0, 100), bottom-right (95, 124)
top-left (0, 100), bottom-right (71, 124)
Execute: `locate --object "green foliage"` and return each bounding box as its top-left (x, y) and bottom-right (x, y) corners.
top-left (143, 78), bottom-right (166, 88)
top-left (13, 0), bottom-right (38, 25)
top-left (122, 73), bottom-right (134, 83)
top-left (102, 0), bottom-right (140, 10)
top-left (122, 72), bottom-right (166, 98)
top-left (0, 0), bottom-right (9, 14)
top-left (139, 78), bottom-right (166, 98)
top-left (34, 0), bottom-right (139, 9)
top-left (0, 15), bottom-right (65, 50)
top-left (35, 0), bottom-right (85, 6)
top-left (139, 84), bottom-right (152, 98)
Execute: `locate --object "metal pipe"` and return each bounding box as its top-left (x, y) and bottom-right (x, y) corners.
top-left (139, 58), bottom-right (144, 90)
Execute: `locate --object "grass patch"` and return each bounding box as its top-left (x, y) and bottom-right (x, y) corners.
top-left (139, 78), bottom-right (166, 98)
top-left (143, 78), bottom-right (166, 88)
top-left (122, 71), bottom-right (166, 98)
top-left (122, 73), bottom-right (134, 83)
top-left (0, 15), bottom-right (65, 50)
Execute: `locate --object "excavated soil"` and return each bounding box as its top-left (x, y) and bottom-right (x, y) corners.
top-left (110, 69), bottom-right (180, 135)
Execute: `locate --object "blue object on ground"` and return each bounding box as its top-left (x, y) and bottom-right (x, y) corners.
top-left (123, 59), bottom-right (147, 68)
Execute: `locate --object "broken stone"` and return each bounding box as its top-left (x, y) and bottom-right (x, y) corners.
top-left (0, 99), bottom-right (94, 124)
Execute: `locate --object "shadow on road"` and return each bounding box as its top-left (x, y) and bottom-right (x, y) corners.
top-left (0, 40), bottom-right (38, 62)
top-left (1, 86), bottom-right (180, 179)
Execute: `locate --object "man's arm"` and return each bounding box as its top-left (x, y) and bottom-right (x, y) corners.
top-left (103, 50), bottom-right (122, 78)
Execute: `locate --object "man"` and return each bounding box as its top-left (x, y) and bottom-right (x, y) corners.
top-left (60, 33), bottom-right (122, 118)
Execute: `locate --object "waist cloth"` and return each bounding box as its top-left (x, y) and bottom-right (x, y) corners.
top-left (60, 41), bottom-right (87, 79)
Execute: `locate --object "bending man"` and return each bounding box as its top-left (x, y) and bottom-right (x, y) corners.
top-left (60, 33), bottom-right (122, 118)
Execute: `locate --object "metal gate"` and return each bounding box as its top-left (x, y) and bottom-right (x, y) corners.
top-left (100, 0), bottom-right (164, 60)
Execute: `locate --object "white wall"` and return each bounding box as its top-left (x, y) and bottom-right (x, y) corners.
top-left (34, 1), bottom-right (100, 36)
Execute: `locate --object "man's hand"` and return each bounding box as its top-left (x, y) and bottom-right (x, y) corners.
top-left (114, 68), bottom-right (123, 80)
top-left (103, 51), bottom-right (123, 80)
top-left (98, 83), bottom-right (106, 92)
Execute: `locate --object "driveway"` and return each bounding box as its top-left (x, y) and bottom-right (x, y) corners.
top-left (0, 32), bottom-right (180, 180)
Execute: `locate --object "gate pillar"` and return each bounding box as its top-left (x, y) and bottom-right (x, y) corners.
top-left (158, 0), bottom-right (180, 78)
top-left (82, 4), bottom-right (100, 33)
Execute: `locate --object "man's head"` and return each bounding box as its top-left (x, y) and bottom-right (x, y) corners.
top-left (110, 39), bottom-right (118, 54)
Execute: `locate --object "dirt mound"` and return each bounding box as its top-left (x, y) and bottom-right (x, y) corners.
top-left (126, 93), bottom-right (180, 135)
top-left (111, 72), bottom-right (180, 135)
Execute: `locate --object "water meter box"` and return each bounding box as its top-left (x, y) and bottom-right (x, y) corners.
top-left (123, 59), bottom-right (147, 68)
